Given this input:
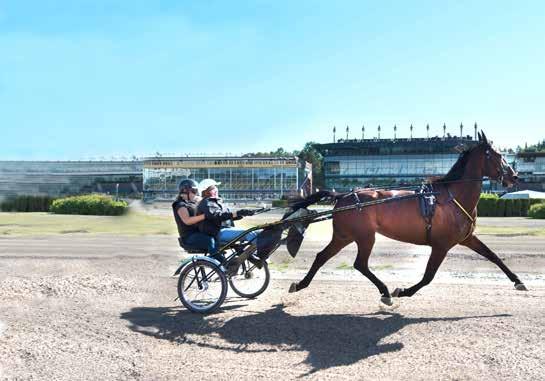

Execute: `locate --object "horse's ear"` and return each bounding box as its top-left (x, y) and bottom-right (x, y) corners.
top-left (477, 131), bottom-right (482, 142)
top-left (480, 130), bottom-right (489, 145)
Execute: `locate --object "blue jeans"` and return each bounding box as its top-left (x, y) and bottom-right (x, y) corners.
top-left (182, 233), bottom-right (217, 254)
top-left (218, 228), bottom-right (258, 245)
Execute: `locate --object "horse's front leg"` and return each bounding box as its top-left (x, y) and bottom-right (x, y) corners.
top-left (289, 235), bottom-right (350, 293)
top-left (392, 246), bottom-right (448, 297)
top-left (461, 234), bottom-right (527, 291)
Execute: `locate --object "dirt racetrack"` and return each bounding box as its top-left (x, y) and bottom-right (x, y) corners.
top-left (1, 226), bottom-right (545, 380)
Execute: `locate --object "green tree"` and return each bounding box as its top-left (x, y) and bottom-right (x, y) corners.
top-left (520, 139), bottom-right (545, 153)
top-left (297, 142), bottom-right (324, 188)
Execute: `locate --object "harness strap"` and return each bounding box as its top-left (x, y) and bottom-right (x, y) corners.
top-left (452, 198), bottom-right (475, 224)
top-left (451, 197), bottom-right (476, 242)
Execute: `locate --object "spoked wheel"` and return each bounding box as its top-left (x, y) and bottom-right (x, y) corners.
top-left (177, 259), bottom-right (227, 313)
top-left (228, 260), bottom-right (270, 298)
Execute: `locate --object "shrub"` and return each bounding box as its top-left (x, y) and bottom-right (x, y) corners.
top-left (477, 194), bottom-right (498, 217)
top-left (496, 199), bottom-right (506, 217)
top-left (272, 199), bottom-right (289, 207)
top-left (528, 203), bottom-right (545, 219)
top-left (529, 198), bottom-right (545, 208)
top-left (49, 194), bottom-right (128, 216)
top-left (520, 199), bottom-right (530, 217)
top-left (0, 195), bottom-right (56, 212)
top-left (512, 199), bottom-right (521, 217)
top-left (504, 199), bottom-right (514, 217)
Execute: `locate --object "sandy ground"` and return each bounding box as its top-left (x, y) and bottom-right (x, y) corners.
top-left (1, 227), bottom-right (545, 380)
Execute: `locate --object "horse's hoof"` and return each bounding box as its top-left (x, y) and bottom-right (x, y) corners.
top-left (288, 283), bottom-right (298, 293)
top-left (392, 288), bottom-right (403, 298)
top-left (515, 283), bottom-right (528, 291)
top-left (381, 296), bottom-right (394, 306)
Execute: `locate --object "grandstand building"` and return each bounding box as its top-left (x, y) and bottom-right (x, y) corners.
top-left (142, 156), bottom-right (310, 201)
top-left (515, 152), bottom-right (545, 191)
top-left (0, 161), bottom-right (143, 198)
top-left (314, 135), bottom-right (487, 191)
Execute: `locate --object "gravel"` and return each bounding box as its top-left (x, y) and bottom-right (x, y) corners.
top-left (1, 233), bottom-right (544, 380)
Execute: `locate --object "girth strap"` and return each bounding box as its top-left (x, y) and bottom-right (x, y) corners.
top-left (452, 198), bottom-right (475, 224)
top-left (450, 194), bottom-right (476, 242)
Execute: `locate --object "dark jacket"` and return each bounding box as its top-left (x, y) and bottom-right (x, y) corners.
top-left (172, 198), bottom-right (199, 239)
top-left (197, 197), bottom-right (241, 237)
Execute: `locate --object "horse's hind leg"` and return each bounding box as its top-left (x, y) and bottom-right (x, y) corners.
top-left (392, 246), bottom-right (448, 298)
top-left (461, 234), bottom-right (527, 291)
top-left (353, 235), bottom-right (393, 306)
top-left (289, 235), bottom-right (350, 293)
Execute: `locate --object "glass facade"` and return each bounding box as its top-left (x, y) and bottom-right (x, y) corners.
top-left (324, 154), bottom-right (459, 189)
top-left (0, 161), bottom-right (143, 197)
top-left (515, 153), bottom-right (545, 191)
top-left (316, 137), bottom-right (481, 191)
top-left (142, 157), bottom-right (303, 201)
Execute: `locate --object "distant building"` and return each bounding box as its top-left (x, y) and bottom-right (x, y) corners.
top-left (0, 161), bottom-right (143, 198)
top-left (314, 136), bottom-right (486, 191)
top-left (515, 152), bottom-right (545, 191)
top-left (142, 156), bottom-right (310, 201)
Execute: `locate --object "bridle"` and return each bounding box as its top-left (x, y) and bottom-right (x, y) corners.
top-left (485, 147), bottom-right (513, 184)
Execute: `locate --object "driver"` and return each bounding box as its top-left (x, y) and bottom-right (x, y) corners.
top-left (172, 179), bottom-right (218, 256)
top-left (197, 179), bottom-right (257, 246)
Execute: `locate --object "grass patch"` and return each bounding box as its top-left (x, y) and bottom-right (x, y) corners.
top-left (335, 263), bottom-right (393, 271)
top-left (269, 261), bottom-right (291, 272)
top-left (370, 264), bottom-right (394, 271)
top-left (3, 210), bottom-right (545, 238)
top-left (60, 229), bottom-right (89, 234)
top-left (0, 211), bottom-right (177, 236)
top-left (475, 226), bottom-right (545, 236)
top-left (336, 262), bottom-right (352, 270)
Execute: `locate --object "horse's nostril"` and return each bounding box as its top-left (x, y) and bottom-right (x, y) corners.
top-left (513, 175), bottom-right (519, 181)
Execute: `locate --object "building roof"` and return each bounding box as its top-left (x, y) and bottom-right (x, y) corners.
top-left (314, 136), bottom-right (478, 156)
top-left (500, 190), bottom-right (545, 199)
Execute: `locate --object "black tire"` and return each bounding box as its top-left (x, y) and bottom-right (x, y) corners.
top-left (177, 259), bottom-right (227, 314)
top-left (228, 260), bottom-right (270, 298)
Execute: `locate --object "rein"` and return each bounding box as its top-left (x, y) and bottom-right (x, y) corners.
top-left (355, 177), bottom-right (488, 192)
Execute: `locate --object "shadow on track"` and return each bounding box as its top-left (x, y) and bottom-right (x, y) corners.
top-left (121, 303), bottom-right (510, 375)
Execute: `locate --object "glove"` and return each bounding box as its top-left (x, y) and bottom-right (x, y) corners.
top-left (237, 209), bottom-right (255, 217)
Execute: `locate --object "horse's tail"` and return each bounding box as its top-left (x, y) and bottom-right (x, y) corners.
top-left (289, 190), bottom-right (350, 210)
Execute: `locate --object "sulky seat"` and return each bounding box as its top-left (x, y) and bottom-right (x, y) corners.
top-left (178, 237), bottom-right (208, 254)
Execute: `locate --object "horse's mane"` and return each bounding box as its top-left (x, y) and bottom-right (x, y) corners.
top-left (431, 143), bottom-right (484, 184)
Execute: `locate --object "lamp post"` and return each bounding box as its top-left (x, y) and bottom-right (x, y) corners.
top-left (410, 124), bottom-right (413, 140)
top-left (333, 126), bottom-right (336, 143)
top-left (394, 124), bottom-right (397, 140)
top-left (362, 125), bottom-right (365, 140)
top-left (426, 124), bottom-right (430, 139)
top-left (443, 123), bottom-right (446, 138)
top-left (460, 123), bottom-right (463, 138)
top-left (346, 125), bottom-right (349, 140)
top-left (474, 122), bottom-right (478, 140)
top-left (378, 125), bottom-right (381, 139)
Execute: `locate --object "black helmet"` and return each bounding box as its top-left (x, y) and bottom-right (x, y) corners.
top-left (178, 179), bottom-right (199, 194)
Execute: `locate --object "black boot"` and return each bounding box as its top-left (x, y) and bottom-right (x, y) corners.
top-left (210, 253), bottom-right (225, 264)
top-left (247, 253), bottom-right (264, 269)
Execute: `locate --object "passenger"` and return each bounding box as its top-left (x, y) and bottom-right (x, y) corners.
top-left (172, 179), bottom-right (218, 256)
top-left (197, 178), bottom-right (258, 250)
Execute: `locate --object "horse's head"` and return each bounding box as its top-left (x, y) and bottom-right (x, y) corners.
top-left (477, 131), bottom-right (518, 187)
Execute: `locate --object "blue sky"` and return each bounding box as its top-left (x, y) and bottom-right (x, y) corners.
top-left (1, 1), bottom-right (544, 159)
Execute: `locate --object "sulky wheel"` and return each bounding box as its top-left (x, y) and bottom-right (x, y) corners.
top-left (177, 259), bottom-right (227, 313)
top-left (228, 260), bottom-right (270, 299)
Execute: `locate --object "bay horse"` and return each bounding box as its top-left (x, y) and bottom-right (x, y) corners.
top-left (289, 131), bottom-right (526, 305)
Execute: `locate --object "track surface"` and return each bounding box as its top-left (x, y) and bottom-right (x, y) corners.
top-left (1, 230), bottom-right (544, 380)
